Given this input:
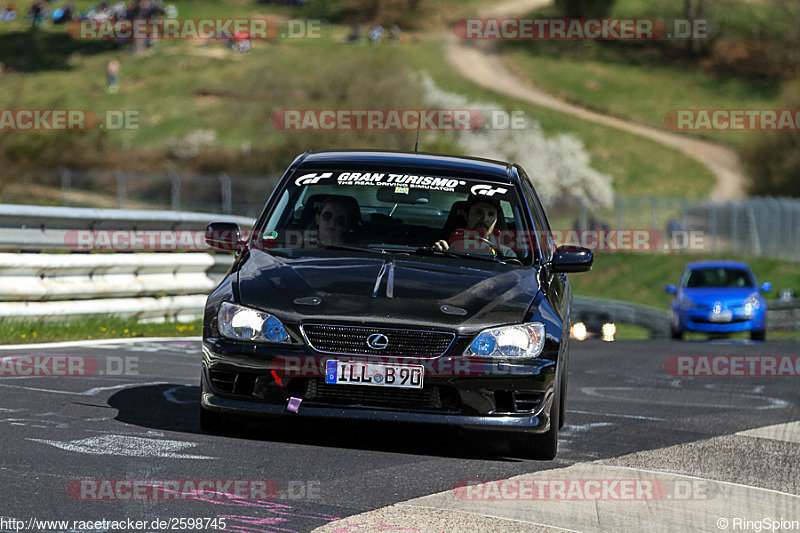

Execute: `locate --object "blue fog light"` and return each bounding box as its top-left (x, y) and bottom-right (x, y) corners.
top-left (470, 332), bottom-right (496, 356)
top-left (263, 316), bottom-right (288, 342)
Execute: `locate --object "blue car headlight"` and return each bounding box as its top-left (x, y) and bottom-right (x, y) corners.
top-left (464, 323), bottom-right (546, 358)
top-left (217, 301), bottom-right (290, 343)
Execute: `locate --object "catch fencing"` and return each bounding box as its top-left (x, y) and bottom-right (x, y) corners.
top-left (547, 196), bottom-right (800, 261)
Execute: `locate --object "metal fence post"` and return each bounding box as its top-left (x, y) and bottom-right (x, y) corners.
top-left (59, 168), bottom-right (71, 206)
top-left (747, 206), bottom-right (761, 256)
top-left (709, 202), bottom-right (717, 251)
top-left (218, 172), bottom-right (232, 215)
top-left (616, 196), bottom-right (624, 229)
top-left (170, 171), bottom-right (181, 211)
top-left (649, 196), bottom-right (658, 230)
top-left (731, 203), bottom-right (738, 253)
top-left (115, 170), bottom-right (126, 209)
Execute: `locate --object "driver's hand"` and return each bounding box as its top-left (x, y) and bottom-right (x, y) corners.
top-left (433, 240), bottom-right (450, 251)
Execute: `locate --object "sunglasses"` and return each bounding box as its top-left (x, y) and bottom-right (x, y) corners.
top-left (320, 211), bottom-right (347, 226)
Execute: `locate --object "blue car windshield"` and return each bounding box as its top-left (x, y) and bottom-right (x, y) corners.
top-left (684, 268), bottom-right (754, 288)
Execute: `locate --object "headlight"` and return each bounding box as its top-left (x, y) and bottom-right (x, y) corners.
top-left (217, 301), bottom-right (290, 343)
top-left (744, 294), bottom-right (760, 317)
top-left (601, 323), bottom-right (616, 342)
top-left (679, 295), bottom-right (698, 308)
top-left (464, 323), bottom-right (546, 358)
top-left (570, 322), bottom-right (588, 341)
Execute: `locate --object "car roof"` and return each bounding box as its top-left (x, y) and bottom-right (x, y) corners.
top-left (685, 260), bottom-right (751, 270)
top-left (294, 150), bottom-right (517, 184)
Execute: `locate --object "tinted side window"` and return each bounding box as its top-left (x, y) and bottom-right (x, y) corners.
top-left (518, 169), bottom-right (555, 261)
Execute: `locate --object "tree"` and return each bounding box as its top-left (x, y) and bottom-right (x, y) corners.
top-left (740, 80), bottom-right (800, 197)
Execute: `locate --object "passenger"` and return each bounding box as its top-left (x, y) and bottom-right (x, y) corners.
top-left (309, 197), bottom-right (352, 245)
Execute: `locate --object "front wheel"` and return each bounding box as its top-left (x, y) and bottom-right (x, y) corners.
top-left (512, 381), bottom-right (560, 460)
top-left (750, 330), bottom-right (766, 341)
top-left (671, 327), bottom-right (684, 340)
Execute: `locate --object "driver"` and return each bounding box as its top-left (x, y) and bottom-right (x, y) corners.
top-left (434, 195), bottom-right (513, 257)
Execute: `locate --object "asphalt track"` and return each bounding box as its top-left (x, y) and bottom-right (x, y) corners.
top-left (0, 338), bottom-right (797, 532)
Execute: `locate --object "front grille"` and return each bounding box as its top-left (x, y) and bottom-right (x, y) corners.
top-left (304, 379), bottom-right (457, 411)
top-left (301, 324), bottom-right (455, 357)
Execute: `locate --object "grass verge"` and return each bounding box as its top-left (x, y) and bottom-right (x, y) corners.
top-left (0, 316), bottom-right (201, 345)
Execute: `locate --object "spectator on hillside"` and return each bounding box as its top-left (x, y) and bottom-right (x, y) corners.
top-left (346, 24), bottom-right (361, 43)
top-left (52, 3), bottom-right (73, 23)
top-left (389, 24), bottom-right (400, 44)
top-left (107, 58), bottom-right (120, 93)
top-left (2, 4), bottom-right (17, 21)
top-left (229, 29), bottom-right (251, 52)
top-left (368, 24), bottom-right (383, 45)
top-left (27, 1), bottom-right (47, 25)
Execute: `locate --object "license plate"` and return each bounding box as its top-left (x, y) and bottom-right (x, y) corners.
top-left (325, 360), bottom-right (423, 389)
top-left (709, 310), bottom-right (733, 323)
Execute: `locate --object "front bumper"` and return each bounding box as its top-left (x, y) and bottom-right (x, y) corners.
top-left (200, 337), bottom-right (558, 435)
top-left (677, 308), bottom-right (765, 333)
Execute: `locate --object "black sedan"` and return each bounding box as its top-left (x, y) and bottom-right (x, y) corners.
top-left (200, 150), bottom-right (592, 459)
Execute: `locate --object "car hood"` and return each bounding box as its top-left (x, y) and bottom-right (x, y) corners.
top-left (681, 287), bottom-right (758, 306)
top-left (237, 250), bottom-right (539, 332)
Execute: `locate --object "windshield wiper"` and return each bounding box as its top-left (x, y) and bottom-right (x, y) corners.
top-left (413, 246), bottom-right (504, 263)
top-left (319, 243), bottom-right (389, 255)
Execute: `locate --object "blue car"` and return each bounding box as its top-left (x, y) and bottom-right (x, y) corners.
top-left (665, 261), bottom-right (771, 341)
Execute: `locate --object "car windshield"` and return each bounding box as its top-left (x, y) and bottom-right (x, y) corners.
top-left (684, 267), bottom-right (754, 288)
top-left (258, 169), bottom-right (535, 264)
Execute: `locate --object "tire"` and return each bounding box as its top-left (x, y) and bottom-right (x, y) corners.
top-left (512, 377), bottom-right (560, 460)
top-left (671, 327), bottom-right (684, 340)
top-left (750, 330), bottom-right (766, 341)
top-left (199, 404), bottom-right (230, 434)
top-left (558, 368), bottom-right (567, 430)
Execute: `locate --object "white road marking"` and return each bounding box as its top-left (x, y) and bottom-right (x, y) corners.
top-left (566, 409), bottom-right (664, 421)
top-left (560, 422), bottom-right (614, 438)
top-left (395, 504), bottom-right (585, 533)
top-left (595, 463), bottom-right (800, 500)
top-left (163, 385), bottom-right (196, 404)
top-left (0, 381), bottom-right (173, 396)
top-left (581, 386), bottom-right (790, 410)
top-left (736, 421), bottom-right (800, 445)
top-left (27, 435), bottom-right (214, 459)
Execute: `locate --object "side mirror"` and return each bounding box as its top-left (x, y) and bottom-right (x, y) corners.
top-left (665, 284), bottom-right (676, 294)
top-left (551, 245), bottom-right (592, 273)
top-left (205, 222), bottom-right (242, 251)
top-left (760, 282), bottom-right (772, 293)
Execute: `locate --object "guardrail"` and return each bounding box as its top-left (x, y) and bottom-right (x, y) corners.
top-left (0, 203), bottom-right (255, 251)
top-left (573, 295), bottom-right (669, 338)
top-left (0, 204), bottom-right (255, 320)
